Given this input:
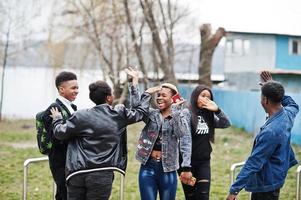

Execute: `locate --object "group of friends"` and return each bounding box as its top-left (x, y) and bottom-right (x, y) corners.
top-left (42, 68), bottom-right (299, 200)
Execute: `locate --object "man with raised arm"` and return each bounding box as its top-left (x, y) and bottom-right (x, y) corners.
top-left (227, 71), bottom-right (299, 200)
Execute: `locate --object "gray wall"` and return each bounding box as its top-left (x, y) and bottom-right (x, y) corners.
top-left (1, 66), bottom-right (98, 119)
top-left (224, 33), bottom-right (276, 73)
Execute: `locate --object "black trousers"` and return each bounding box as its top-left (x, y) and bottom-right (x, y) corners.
top-left (48, 140), bottom-right (68, 200)
top-left (50, 166), bottom-right (67, 200)
top-left (251, 189), bottom-right (280, 200)
top-left (178, 160), bottom-right (211, 200)
top-left (67, 171), bottom-right (114, 200)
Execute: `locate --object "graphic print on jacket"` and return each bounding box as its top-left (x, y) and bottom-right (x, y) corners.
top-left (196, 116), bottom-right (209, 135)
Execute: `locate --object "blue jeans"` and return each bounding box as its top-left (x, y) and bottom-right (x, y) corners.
top-left (139, 159), bottom-right (178, 200)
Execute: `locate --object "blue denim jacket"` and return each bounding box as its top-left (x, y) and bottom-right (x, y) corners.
top-left (230, 95), bottom-right (299, 194)
top-left (135, 107), bottom-right (192, 172)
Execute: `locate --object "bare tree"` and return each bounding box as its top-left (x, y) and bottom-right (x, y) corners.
top-left (53, 0), bottom-right (193, 96)
top-left (158, 0), bottom-right (188, 77)
top-left (198, 23), bottom-right (225, 87)
top-left (0, 5), bottom-right (10, 120)
top-left (0, 0), bottom-right (40, 120)
top-left (58, 0), bottom-right (132, 102)
top-left (138, 0), bottom-right (189, 85)
top-left (123, 0), bottom-right (149, 89)
top-left (139, 0), bottom-right (177, 84)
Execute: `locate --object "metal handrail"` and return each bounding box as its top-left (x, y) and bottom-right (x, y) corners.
top-left (231, 162), bottom-right (301, 200)
top-left (23, 157), bottom-right (125, 200)
top-left (119, 172), bottom-right (125, 200)
top-left (230, 161), bottom-right (245, 184)
top-left (66, 167), bottom-right (125, 200)
top-left (296, 165), bottom-right (301, 200)
top-left (230, 161), bottom-right (251, 200)
top-left (23, 156), bottom-right (55, 200)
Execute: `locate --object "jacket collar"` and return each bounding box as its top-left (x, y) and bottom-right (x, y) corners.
top-left (56, 98), bottom-right (72, 116)
top-left (149, 109), bottom-right (173, 123)
top-left (260, 107), bottom-right (284, 130)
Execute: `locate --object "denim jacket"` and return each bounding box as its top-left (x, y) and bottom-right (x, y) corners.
top-left (230, 95), bottom-right (299, 194)
top-left (135, 107), bottom-right (192, 172)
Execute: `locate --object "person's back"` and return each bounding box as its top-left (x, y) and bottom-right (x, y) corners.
top-left (59, 102), bottom-right (148, 177)
top-left (50, 68), bottom-right (156, 200)
top-left (44, 71), bottom-right (78, 200)
top-left (244, 94), bottom-right (298, 192)
top-left (227, 71), bottom-right (299, 200)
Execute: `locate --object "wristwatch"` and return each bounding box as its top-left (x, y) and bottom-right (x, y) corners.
top-left (230, 191), bottom-right (239, 195)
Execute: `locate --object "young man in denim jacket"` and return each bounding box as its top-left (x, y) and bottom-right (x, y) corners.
top-left (227, 71), bottom-right (299, 200)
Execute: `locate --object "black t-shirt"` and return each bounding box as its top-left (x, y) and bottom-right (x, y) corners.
top-left (191, 115), bottom-right (212, 165)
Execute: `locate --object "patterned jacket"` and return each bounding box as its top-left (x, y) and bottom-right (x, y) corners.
top-left (136, 107), bottom-right (192, 172)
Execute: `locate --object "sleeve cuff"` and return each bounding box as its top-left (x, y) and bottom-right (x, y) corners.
top-left (215, 108), bottom-right (221, 114)
top-left (229, 188), bottom-right (239, 195)
top-left (129, 84), bottom-right (139, 94)
top-left (290, 159), bottom-right (298, 168)
top-left (53, 115), bottom-right (63, 121)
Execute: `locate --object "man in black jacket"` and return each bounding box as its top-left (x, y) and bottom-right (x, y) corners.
top-left (50, 68), bottom-right (159, 200)
top-left (44, 71), bottom-right (79, 200)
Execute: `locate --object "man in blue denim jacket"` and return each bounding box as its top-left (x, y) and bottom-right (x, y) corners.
top-left (227, 71), bottom-right (299, 200)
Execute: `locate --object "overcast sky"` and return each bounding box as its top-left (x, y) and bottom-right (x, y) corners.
top-left (14, 0), bottom-right (301, 43)
top-left (183, 0), bottom-right (301, 36)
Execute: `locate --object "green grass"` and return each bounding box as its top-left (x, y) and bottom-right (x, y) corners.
top-left (0, 120), bottom-right (301, 200)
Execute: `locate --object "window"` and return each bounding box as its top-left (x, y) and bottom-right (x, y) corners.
top-left (233, 39), bottom-right (243, 55)
top-left (226, 39), bottom-right (250, 56)
top-left (226, 41), bottom-right (233, 55)
top-left (290, 39), bottom-right (301, 55)
top-left (244, 40), bottom-right (250, 54)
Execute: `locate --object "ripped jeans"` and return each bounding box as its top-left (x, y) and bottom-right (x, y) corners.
top-left (139, 159), bottom-right (178, 200)
top-left (178, 160), bottom-right (211, 200)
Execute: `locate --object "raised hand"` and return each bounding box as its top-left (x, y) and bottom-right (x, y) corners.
top-left (125, 66), bottom-right (139, 85)
top-left (260, 71), bottom-right (273, 85)
top-left (145, 86), bottom-right (161, 95)
top-left (50, 107), bottom-right (62, 119)
top-left (125, 66), bottom-right (139, 79)
top-left (200, 97), bottom-right (219, 112)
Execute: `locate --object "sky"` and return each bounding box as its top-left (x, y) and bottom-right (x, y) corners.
top-left (182, 0), bottom-right (301, 38)
top-left (6, 0), bottom-right (301, 43)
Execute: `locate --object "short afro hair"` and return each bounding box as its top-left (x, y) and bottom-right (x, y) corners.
top-left (55, 71), bottom-right (77, 89)
top-left (89, 81), bottom-right (112, 105)
top-left (261, 81), bottom-right (284, 103)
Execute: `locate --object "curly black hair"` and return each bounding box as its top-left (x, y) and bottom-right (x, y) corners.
top-left (261, 81), bottom-right (284, 103)
top-left (89, 81), bottom-right (112, 105)
top-left (55, 71), bottom-right (77, 89)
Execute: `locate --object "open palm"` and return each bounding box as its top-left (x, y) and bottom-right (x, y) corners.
top-left (200, 97), bottom-right (219, 112)
top-left (125, 66), bottom-right (139, 79)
